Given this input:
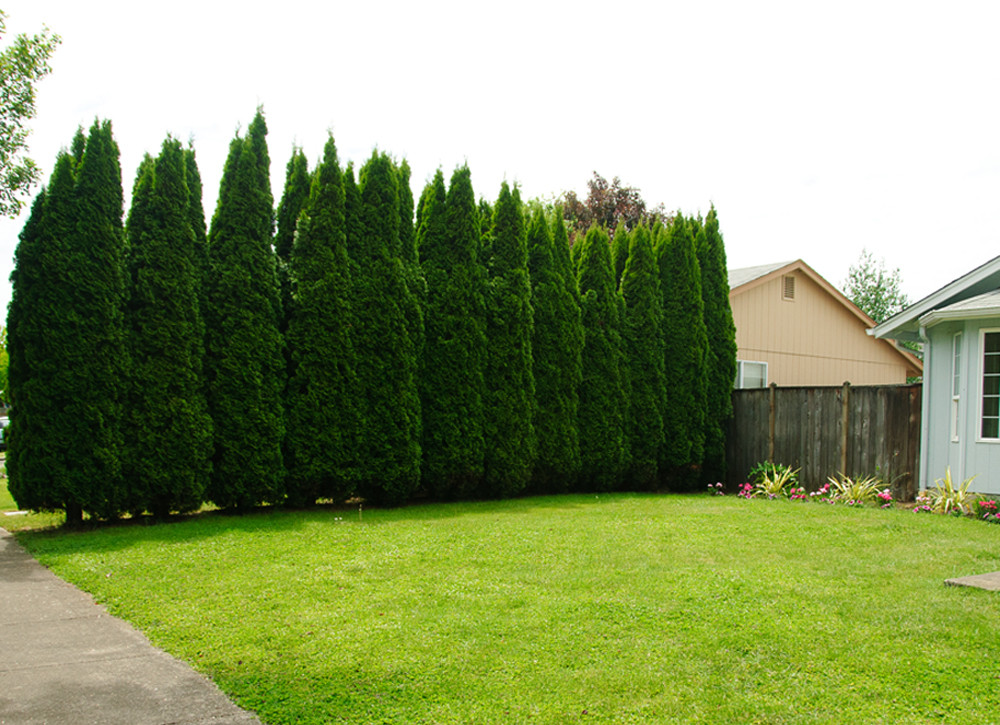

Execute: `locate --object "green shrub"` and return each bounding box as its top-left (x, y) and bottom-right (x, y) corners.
top-left (826, 473), bottom-right (887, 506)
top-left (928, 467), bottom-right (977, 515)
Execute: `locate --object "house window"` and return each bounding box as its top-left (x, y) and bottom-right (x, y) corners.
top-left (736, 360), bottom-right (767, 389)
top-left (952, 332), bottom-right (961, 441)
top-left (981, 330), bottom-right (1000, 440)
top-left (782, 275), bottom-right (796, 301)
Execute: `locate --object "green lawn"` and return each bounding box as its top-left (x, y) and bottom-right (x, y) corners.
top-left (0, 472), bottom-right (65, 530)
top-left (12, 494), bottom-right (1000, 724)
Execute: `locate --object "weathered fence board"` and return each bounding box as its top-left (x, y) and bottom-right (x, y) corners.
top-left (726, 383), bottom-right (922, 500)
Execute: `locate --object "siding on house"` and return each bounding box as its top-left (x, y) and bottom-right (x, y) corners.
top-left (924, 318), bottom-right (1000, 495)
top-left (730, 260), bottom-right (922, 386)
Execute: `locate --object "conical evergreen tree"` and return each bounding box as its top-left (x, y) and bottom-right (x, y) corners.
top-left (285, 135), bottom-right (359, 505)
top-left (123, 137), bottom-right (212, 517)
top-left (478, 197), bottom-right (494, 269)
top-left (418, 166), bottom-right (487, 498)
top-left (274, 148), bottom-right (311, 336)
top-left (8, 122), bottom-right (128, 523)
top-left (610, 221), bottom-right (630, 290)
top-left (204, 109), bottom-right (285, 509)
top-left (352, 151), bottom-right (422, 505)
top-left (621, 225), bottom-right (666, 489)
top-left (7, 187), bottom-right (55, 514)
top-left (71, 120), bottom-right (128, 520)
top-left (576, 224), bottom-right (626, 491)
top-left (656, 214), bottom-right (708, 488)
top-left (528, 208), bottom-right (582, 492)
top-left (395, 158), bottom-right (425, 375)
top-left (483, 182), bottom-right (535, 498)
top-left (183, 146), bottom-right (210, 317)
top-left (697, 206), bottom-right (737, 484)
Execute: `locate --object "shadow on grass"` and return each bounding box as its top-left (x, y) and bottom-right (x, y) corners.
top-left (14, 491), bottom-right (679, 558)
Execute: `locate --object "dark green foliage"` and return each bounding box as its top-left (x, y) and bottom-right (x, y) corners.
top-left (395, 159), bottom-right (425, 369)
top-left (610, 221), bottom-right (629, 290)
top-left (124, 138), bottom-right (212, 517)
top-left (569, 234), bottom-right (583, 273)
top-left (397, 160), bottom-right (417, 265)
top-left (550, 209), bottom-right (580, 302)
top-left (284, 135), bottom-right (358, 505)
top-left (482, 183), bottom-right (535, 498)
top-left (656, 214), bottom-right (708, 488)
top-left (7, 121), bottom-right (127, 523)
top-left (621, 225), bottom-right (666, 489)
top-left (183, 147), bottom-right (210, 316)
top-left (6, 187), bottom-right (53, 513)
top-left (204, 109), bottom-right (285, 509)
top-left (353, 151), bottom-right (421, 505)
top-left (478, 197), bottom-right (494, 268)
top-left (575, 225), bottom-right (626, 491)
top-left (697, 206), bottom-right (737, 484)
top-left (274, 148), bottom-right (311, 336)
top-left (342, 163), bottom-right (361, 254)
top-left (275, 149), bottom-right (310, 261)
top-left (418, 166), bottom-right (487, 498)
top-left (527, 208), bottom-right (583, 492)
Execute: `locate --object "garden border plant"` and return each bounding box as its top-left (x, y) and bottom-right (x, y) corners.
top-left (730, 460), bottom-right (1000, 529)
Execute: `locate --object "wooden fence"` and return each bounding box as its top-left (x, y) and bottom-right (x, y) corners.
top-left (726, 383), bottom-right (922, 501)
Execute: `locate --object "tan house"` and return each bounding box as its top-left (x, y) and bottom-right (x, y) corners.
top-left (729, 260), bottom-right (922, 387)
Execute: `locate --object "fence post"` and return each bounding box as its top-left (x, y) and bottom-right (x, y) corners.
top-left (768, 382), bottom-right (777, 463)
top-left (840, 381), bottom-right (850, 475)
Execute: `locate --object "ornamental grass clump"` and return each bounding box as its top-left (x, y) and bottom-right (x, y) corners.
top-left (929, 467), bottom-right (977, 515)
top-left (751, 464), bottom-right (799, 499)
top-left (826, 473), bottom-right (886, 506)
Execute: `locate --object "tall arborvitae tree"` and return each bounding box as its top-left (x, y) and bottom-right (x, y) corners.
top-left (274, 148), bottom-right (311, 334)
top-left (70, 120), bottom-right (128, 520)
top-left (352, 151), bottom-right (422, 505)
top-left (418, 166), bottom-right (487, 498)
top-left (123, 138), bottom-right (212, 517)
top-left (395, 159), bottom-right (425, 372)
top-left (576, 224), bottom-right (627, 491)
top-left (656, 214), bottom-right (708, 488)
top-left (7, 186), bottom-right (55, 514)
top-left (478, 197), bottom-right (494, 268)
top-left (569, 234), bottom-right (584, 272)
top-left (8, 121), bottom-right (128, 523)
top-left (483, 183), bottom-right (535, 498)
top-left (621, 225), bottom-right (666, 489)
top-left (527, 208), bottom-right (583, 492)
top-left (204, 109), bottom-right (285, 509)
top-left (697, 206), bottom-right (737, 484)
top-left (183, 146), bottom-right (210, 314)
top-left (610, 221), bottom-right (630, 290)
top-left (284, 134), bottom-right (358, 505)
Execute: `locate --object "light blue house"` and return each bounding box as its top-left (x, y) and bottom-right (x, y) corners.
top-left (872, 255), bottom-right (1000, 495)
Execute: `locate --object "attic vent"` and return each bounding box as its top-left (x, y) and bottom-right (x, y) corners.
top-left (782, 275), bottom-right (796, 301)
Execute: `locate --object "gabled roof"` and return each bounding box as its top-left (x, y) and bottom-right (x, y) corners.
top-left (728, 261), bottom-right (795, 289)
top-left (730, 259), bottom-right (923, 373)
top-left (729, 259), bottom-right (878, 329)
top-left (870, 254), bottom-right (1000, 341)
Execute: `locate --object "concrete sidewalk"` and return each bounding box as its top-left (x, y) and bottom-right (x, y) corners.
top-left (0, 527), bottom-right (262, 725)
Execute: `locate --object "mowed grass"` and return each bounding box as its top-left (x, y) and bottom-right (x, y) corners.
top-left (13, 494), bottom-right (1000, 724)
top-left (0, 471), bottom-right (65, 530)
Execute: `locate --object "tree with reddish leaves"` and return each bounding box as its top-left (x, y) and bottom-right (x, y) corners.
top-left (559, 172), bottom-right (668, 241)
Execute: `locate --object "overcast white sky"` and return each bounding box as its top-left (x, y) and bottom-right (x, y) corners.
top-left (3, 1), bottom-right (999, 315)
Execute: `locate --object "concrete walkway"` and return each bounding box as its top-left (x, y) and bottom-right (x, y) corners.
top-left (0, 527), bottom-right (262, 725)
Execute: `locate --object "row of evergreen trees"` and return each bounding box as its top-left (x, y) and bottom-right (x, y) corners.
top-left (6, 110), bottom-right (737, 522)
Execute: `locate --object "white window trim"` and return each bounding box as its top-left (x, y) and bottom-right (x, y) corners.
top-left (736, 359), bottom-right (768, 389)
top-left (977, 328), bottom-right (1000, 443)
